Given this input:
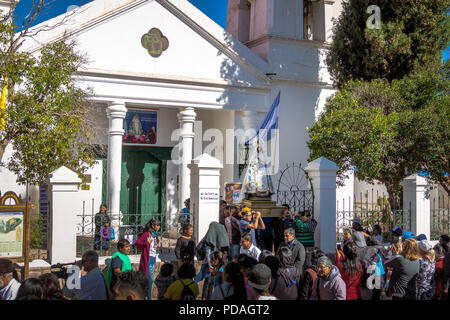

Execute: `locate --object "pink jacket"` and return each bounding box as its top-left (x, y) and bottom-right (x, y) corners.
top-left (134, 232), bottom-right (150, 277)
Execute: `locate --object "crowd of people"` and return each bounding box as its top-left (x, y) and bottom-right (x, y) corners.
top-left (1, 201), bottom-right (450, 301)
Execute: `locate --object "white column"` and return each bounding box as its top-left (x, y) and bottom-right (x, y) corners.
top-left (305, 157), bottom-right (339, 254)
top-left (48, 166), bottom-right (81, 264)
top-left (106, 101), bottom-right (127, 239)
top-left (401, 174), bottom-right (431, 239)
top-left (188, 154), bottom-right (223, 243)
top-left (178, 107), bottom-right (196, 211)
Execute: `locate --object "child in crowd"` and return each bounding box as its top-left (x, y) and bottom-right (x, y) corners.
top-left (163, 262), bottom-right (199, 300)
top-left (175, 224), bottom-right (195, 267)
top-left (201, 251), bottom-right (226, 300)
top-left (134, 219), bottom-right (161, 300)
top-left (240, 233), bottom-right (261, 261)
top-left (155, 263), bottom-right (178, 300)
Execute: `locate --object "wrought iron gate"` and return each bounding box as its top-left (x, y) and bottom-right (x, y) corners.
top-left (276, 163), bottom-right (314, 216)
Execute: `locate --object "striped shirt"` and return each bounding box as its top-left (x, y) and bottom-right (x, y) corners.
top-left (289, 218), bottom-right (317, 247)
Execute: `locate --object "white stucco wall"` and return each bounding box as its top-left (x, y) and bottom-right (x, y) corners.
top-left (77, 160), bottom-right (103, 226)
top-left (195, 108), bottom-right (235, 199)
top-left (71, 0), bottom-right (263, 85)
top-left (0, 144), bottom-right (27, 198)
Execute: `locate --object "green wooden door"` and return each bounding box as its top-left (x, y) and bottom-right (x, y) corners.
top-left (120, 149), bottom-right (162, 226)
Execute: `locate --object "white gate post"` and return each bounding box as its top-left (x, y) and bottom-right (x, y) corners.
top-left (188, 154), bottom-right (223, 243)
top-left (401, 174), bottom-right (431, 239)
top-left (305, 157), bottom-right (339, 254)
top-left (48, 166), bottom-right (81, 264)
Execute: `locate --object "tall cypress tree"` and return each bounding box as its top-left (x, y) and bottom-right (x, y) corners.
top-left (327, 0), bottom-right (450, 88)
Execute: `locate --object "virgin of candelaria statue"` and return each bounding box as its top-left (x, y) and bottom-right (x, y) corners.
top-left (239, 141), bottom-right (274, 200)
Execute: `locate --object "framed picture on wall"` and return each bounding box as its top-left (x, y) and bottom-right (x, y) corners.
top-left (123, 109), bottom-right (158, 146)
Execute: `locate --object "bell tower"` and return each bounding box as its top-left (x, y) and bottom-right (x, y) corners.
top-left (226, 0), bottom-right (342, 64)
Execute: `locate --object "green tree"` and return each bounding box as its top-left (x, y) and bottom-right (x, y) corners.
top-left (309, 0), bottom-right (450, 207)
top-left (0, 2), bottom-right (96, 184)
top-left (308, 70), bottom-right (450, 207)
top-left (327, 0), bottom-right (450, 88)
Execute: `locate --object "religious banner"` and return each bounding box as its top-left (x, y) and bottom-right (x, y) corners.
top-left (123, 109), bottom-right (158, 145)
top-left (225, 183), bottom-right (242, 204)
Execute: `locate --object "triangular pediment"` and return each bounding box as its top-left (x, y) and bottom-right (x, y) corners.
top-left (22, 0), bottom-right (270, 87)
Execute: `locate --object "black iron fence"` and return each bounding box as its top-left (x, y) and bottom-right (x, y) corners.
top-left (276, 190), bottom-right (314, 216)
top-left (431, 195), bottom-right (450, 241)
top-left (336, 190), bottom-right (411, 243)
top-left (76, 199), bottom-right (188, 257)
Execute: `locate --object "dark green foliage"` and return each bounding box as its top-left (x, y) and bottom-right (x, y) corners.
top-left (0, 8), bottom-right (96, 184)
top-left (327, 0), bottom-right (450, 89)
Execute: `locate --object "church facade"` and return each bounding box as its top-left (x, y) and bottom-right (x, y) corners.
top-left (1, 0), bottom-right (351, 227)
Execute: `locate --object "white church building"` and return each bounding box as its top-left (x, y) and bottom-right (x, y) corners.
top-left (1, 0), bottom-right (353, 227)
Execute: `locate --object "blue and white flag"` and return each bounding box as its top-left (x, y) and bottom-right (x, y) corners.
top-left (238, 92), bottom-right (280, 202)
top-left (245, 91), bottom-right (280, 146)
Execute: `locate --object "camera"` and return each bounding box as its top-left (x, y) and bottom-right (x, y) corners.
top-left (50, 263), bottom-right (75, 280)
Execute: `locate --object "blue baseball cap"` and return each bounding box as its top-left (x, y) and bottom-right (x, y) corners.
top-left (390, 226), bottom-right (402, 235)
top-left (402, 232), bottom-right (415, 239)
top-left (415, 234), bottom-right (427, 241)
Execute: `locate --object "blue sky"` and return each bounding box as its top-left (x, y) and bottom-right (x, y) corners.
top-left (11, 0), bottom-right (449, 62)
top-left (13, 0), bottom-right (227, 29)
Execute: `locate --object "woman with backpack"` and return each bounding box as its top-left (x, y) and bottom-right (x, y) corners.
top-left (163, 262), bottom-right (198, 300)
top-left (134, 219), bottom-right (161, 300)
top-left (211, 262), bottom-right (247, 300)
top-left (334, 242), bottom-right (364, 300)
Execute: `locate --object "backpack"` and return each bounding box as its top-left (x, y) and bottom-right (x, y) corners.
top-left (194, 239), bottom-right (207, 261)
top-left (180, 280), bottom-right (196, 300)
top-left (305, 268), bottom-right (318, 299)
top-left (359, 246), bottom-right (383, 289)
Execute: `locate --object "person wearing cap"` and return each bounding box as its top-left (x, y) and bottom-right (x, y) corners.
top-left (417, 240), bottom-right (436, 300)
top-left (415, 234), bottom-right (427, 242)
top-left (310, 255), bottom-right (346, 300)
top-left (247, 263), bottom-right (278, 300)
top-left (0, 258), bottom-right (21, 300)
top-left (350, 217), bottom-right (367, 248)
top-left (390, 226), bottom-right (403, 236)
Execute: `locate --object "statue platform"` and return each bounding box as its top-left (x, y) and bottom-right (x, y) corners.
top-left (240, 195), bottom-right (285, 218)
